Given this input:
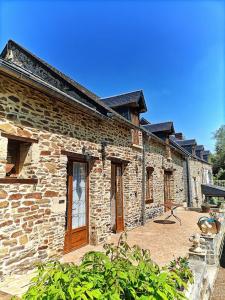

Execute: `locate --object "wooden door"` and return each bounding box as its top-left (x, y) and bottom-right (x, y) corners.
top-left (64, 160), bottom-right (89, 253)
top-left (111, 163), bottom-right (124, 233)
top-left (164, 171), bottom-right (174, 212)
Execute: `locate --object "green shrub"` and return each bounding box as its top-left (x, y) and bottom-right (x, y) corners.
top-left (22, 234), bottom-right (193, 300)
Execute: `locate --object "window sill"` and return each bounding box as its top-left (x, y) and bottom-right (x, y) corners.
top-left (0, 177), bottom-right (38, 184)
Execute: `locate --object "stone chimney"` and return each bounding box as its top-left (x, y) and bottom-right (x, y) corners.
top-left (175, 132), bottom-right (184, 140)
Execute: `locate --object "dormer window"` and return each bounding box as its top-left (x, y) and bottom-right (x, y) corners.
top-left (192, 146), bottom-right (196, 156)
top-left (166, 137), bottom-right (172, 161)
top-left (101, 91), bottom-right (147, 147)
top-left (131, 110), bottom-right (140, 145)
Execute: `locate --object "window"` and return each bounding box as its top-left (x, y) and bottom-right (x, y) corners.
top-left (164, 171), bottom-right (174, 202)
top-left (6, 138), bottom-right (31, 177)
top-left (166, 139), bottom-right (172, 161)
top-left (192, 177), bottom-right (198, 199)
top-left (146, 168), bottom-right (154, 204)
top-left (208, 171), bottom-right (213, 184)
top-left (131, 111), bottom-right (140, 145)
top-left (203, 169), bottom-right (210, 184)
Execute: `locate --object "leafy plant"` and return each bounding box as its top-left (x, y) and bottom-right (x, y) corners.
top-left (21, 234), bottom-right (193, 300)
top-left (209, 211), bottom-right (219, 220)
top-left (167, 257), bottom-right (194, 291)
top-left (211, 125), bottom-right (225, 179)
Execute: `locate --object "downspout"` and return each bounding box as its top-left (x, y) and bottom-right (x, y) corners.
top-left (141, 134), bottom-right (146, 225)
top-left (186, 157), bottom-right (193, 207)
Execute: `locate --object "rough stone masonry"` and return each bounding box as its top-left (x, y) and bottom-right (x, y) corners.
top-left (0, 40), bottom-right (212, 279)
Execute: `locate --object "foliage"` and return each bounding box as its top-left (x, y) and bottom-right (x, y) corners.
top-left (209, 211), bottom-right (218, 220)
top-left (167, 257), bottom-right (194, 290)
top-left (211, 125), bottom-right (225, 179)
top-left (22, 234), bottom-right (193, 300)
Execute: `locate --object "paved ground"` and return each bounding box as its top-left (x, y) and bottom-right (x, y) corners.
top-left (211, 242), bottom-right (225, 300)
top-left (0, 272), bottom-right (34, 299)
top-left (0, 291), bottom-right (13, 300)
top-left (62, 209), bottom-right (205, 266)
top-left (0, 209), bottom-right (205, 298)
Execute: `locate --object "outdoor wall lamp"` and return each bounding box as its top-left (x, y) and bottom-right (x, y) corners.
top-left (82, 146), bottom-right (91, 161)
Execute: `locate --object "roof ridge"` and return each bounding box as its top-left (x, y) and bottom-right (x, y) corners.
top-left (101, 90), bottom-right (143, 100)
top-left (146, 121), bottom-right (173, 125)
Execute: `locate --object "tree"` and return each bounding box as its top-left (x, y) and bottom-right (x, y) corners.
top-left (211, 125), bottom-right (225, 179)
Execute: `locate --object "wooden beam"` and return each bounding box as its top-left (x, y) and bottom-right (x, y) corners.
top-left (107, 156), bottom-right (130, 164)
top-left (0, 178), bottom-right (38, 184)
top-left (61, 150), bottom-right (99, 161)
top-left (1, 132), bottom-right (38, 143)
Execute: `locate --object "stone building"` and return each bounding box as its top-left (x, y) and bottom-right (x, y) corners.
top-left (0, 40), bottom-right (212, 278)
top-left (173, 135), bottom-right (213, 207)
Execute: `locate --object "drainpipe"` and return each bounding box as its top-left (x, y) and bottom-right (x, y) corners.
top-left (141, 134), bottom-right (146, 225)
top-left (186, 157), bottom-right (193, 207)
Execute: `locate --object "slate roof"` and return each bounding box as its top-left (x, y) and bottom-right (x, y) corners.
top-left (203, 150), bottom-right (211, 155)
top-left (142, 121), bottom-right (175, 134)
top-left (201, 184), bottom-right (225, 197)
top-left (0, 40), bottom-right (145, 128)
top-left (196, 145), bottom-right (204, 151)
top-left (0, 40), bottom-right (99, 102)
top-left (176, 139), bottom-right (197, 146)
top-left (169, 136), bottom-right (211, 164)
top-left (101, 90), bottom-right (147, 113)
top-left (140, 117), bottom-right (151, 125)
top-left (169, 136), bottom-right (191, 156)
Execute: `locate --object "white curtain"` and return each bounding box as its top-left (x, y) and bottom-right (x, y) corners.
top-left (72, 162), bottom-right (86, 229)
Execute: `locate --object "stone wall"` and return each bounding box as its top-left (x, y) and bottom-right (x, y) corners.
top-left (189, 159), bottom-right (212, 207)
top-left (187, 217), bottom-right (225, 300)
top-left (0, 73), bottom-right (191, 278)
top-left (0, 74), bottom-right (144, 278)
top-left (144, 139), bottom-right (187, 221)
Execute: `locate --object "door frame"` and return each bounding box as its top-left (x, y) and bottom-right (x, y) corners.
top-left (111, 162), bottom-right (124, 233)
top-left (164, 170), bottom-right (174, 212)
top-left (64, 157), bottom-right (89, 253)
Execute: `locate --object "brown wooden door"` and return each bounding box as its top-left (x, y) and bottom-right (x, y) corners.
top-left (64, 160), bottom-right (89, 253)
top-left (164, 171), bottom-right (174, 212)
top-left (111, 163), bottom-right (124, 233)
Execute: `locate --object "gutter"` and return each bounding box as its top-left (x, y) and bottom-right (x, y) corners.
top-left (0, 59), bottom-right (211, 166)
top-left (0, 59), bottom-right (174, 146)
top-left (0, 59), bottom-right (141, 131)
top-left (0, 59), bottom-right (107, 120)
top-left (186, 157), bottom-right (193, 207)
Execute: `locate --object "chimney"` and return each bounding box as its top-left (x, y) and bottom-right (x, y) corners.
top-left (175, 132), bottom-right (184, 140)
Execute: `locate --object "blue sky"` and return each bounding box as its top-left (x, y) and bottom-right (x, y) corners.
top-left (0, 0), bottom-right (224, 151)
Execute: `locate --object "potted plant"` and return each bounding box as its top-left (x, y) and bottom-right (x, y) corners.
top-left (209, 211), bottom-right (221, 233)
top-left (201, 201), bottom-right (210, 213)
